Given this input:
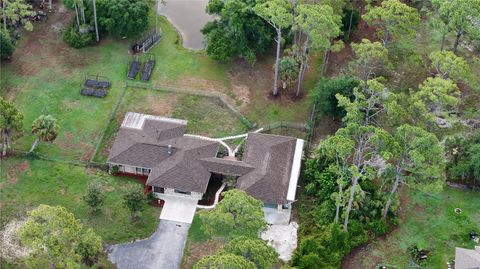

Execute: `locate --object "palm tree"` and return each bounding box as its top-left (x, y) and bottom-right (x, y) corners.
top-left (278, 56), bottom-right (298, 91)
top-left (92, 0), bottom-right (99, 42)
top-left (29, 115), bottom-right (59, 153)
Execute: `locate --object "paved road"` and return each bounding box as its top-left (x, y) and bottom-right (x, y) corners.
top-left (108, 220), bottom-right (190, 269)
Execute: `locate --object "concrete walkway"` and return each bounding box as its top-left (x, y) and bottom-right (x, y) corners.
top-left (108, 220), bottom-right (190, 269)
top-left (157, 194), bottom-right (198, 223)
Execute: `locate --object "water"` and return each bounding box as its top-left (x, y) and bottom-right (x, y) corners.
top-left (157, 0), bottom-right (214, 50)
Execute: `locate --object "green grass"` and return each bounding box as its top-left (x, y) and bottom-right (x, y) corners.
top-left (353, 188), bottom-right (480, 268)
top-left (188, 214), bottom-right (210, 243)
top-left (0, 157), bottom-right (160, 244)
top-left (92, 88), bottom-right (249, 162)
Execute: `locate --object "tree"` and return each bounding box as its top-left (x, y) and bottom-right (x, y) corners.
top-left (412, 76), bottom-right (460, 123)
top-left (431, 0), bottom-right (480, 53)
top-left (336, 78), bottom-right (395, 126)
top-left (382, 125), bottom-right (445, 218)
top-left (0, 97), bottom-right (23, 156)
top-left (350, 39), bottom-right (388, 82)
top-left (254, 0), bottom-right (293, 96)
top-left (278, 56), bottom-right (299, 91)
top-left (83, 179), bottom-right (105, 214)
top-left (429, 50), bottom-right (471, 82)
top-left (363, 0), bottom-right (420, 48)
top-left (29, 115), bottom-right (59, 153)
top-left (445, 132), bottom-right (480, 184)
top-left (200, 189), bottom-right (266, 239)
top-left (319, 124), bottom-right (394, 230)
top-left (123, 185), bottom-right (145, 219)
top-left (0, 29), bottom-right (15, 59)
top-left (222, 236), bottom-right (278, 269)
top-left (92, 0), bottom-right (149, 38)
top-left (294, 4), bottom-right (342, 96)
top-left (18, 205), bottom-right (102, 269)
top-left (1, 0), bottom-right (34, 32)
top-left (202, 0), bottom-right (274, 64)
top-left (194, 253), bottom-right (256, 269)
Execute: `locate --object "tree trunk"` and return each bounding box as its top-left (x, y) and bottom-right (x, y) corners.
top-left (334, 184), bottom-right (343, 224)
top-left (322, 40), bottom-right (333, 77)
top-left (29, 138), bottom-right (40, 153)
top-left (383, 171), bottom-right (401, 219)
top-left (74, 2), bottom-right (80, 30)
top-left (273, 28), bottom-right (282, 96)
top-left (343, 175), bottom-right (359, 231)
top-left (296, 40), bottom-right (309, 97)
top-left (48, 0), bottom-right (52, 11)
top-left (80, 0), bottom-right (86, 24)
top-left (2, 130), bottom-right (8, 156)
top-left (440, 32), bottom-right (446, 51)
top-left (282, 81), bottom-right (287, 90)
top-left (93, 0), bottom-right (99, 42)
top-left (453, 30), bottom-right (462, 53)
top-left (2, 0), bottom-right (7, 32)
top-left (347, 7), bottom-right (354, 40)
top-left (383, 26), bottom-right (389, 48)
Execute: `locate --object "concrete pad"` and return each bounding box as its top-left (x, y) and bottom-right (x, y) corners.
top-left (109, 220), bottom-right (190, 269)
top-left (261, 222), bottom-right (298, 262)
top-left (263, 206), bottom-right (291, 225)
top-left (157, 194), bottom-right (198, 224)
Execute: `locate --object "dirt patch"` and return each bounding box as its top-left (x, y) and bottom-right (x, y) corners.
top-left (176, 76), bottom-right (226, 94)
top-left (61, 99), bottom-right (81, 110)
top-left (4, 161), bottom-right (29, 186)
top-left (181, 239), bottom-right (224, 269)
top-left (0, 219), bottom-right (31, 261)
top-left (227, 72), bottom-right (251, 107)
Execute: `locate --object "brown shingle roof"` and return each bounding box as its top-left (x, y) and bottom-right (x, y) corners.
top-left (236, 133), bottom-right (297, 205)
top-left (108, 113), bottom-right (301, 203)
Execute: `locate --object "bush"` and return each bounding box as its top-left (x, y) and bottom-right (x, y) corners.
top-left (1, 30), bottom-right (15, 59)
top-left (445, 132), bottom-right (480, 185)
top-left (63, 25), bottom-right (95, 48)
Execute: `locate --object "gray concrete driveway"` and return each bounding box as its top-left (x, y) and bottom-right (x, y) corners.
top-left (108, 220), bottom-right (190, 269)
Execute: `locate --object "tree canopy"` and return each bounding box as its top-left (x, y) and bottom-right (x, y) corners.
top-left (363, 0), bottom-right (420, 48)
top-left (18, 205), bottom-right (102, 269)
top-left (30, 114), bottom-right (59, 153)
top-left (90, 0), bottom-right (149, 38)
top-left (200, 189), bottom-right (266, 239)
top-left (194, 253), bottom-right (256, 269)
top-left (0, 96), bottom-right (23, 156)
top-left (221, 236), bottom-right (278, 269)
top-left (1, 0), bottom-right (34, 32)
top-left (202, 0), bottom-right (274, 64)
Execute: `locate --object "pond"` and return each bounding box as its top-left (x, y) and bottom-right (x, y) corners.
top-left (157, 0), bottom-right (214, 50)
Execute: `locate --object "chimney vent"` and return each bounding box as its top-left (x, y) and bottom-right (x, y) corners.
top-left (168, 145), bottom-right (172, 155)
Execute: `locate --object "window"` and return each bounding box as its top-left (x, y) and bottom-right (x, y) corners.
top-left (135, 167), bottom-right (142, 174)
top-left (153, 186), bottom-right (164, 193)
top-left (142, 168), bottom-right (150, 175)
top-left (174, 189), bottom-right (191, 195)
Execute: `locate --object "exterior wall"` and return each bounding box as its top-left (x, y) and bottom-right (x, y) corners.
top-left (159, 188), bottom-right (203, 200)
top-left (110, 163), bottom-right (151, 176)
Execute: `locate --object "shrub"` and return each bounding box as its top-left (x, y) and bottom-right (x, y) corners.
top-left (123, 185), bottom-right (146, 219)
top-left (63, 25), bottom-right (95, 49)
top-left (1, 30), bottom-right (15, 59)
top-left (83, 179), bottom-right (105, 214)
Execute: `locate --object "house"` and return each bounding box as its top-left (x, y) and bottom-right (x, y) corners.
top-left (455, 246), bottom-right (480, 269)
top-left (107, 112), bottom-right (304, 224)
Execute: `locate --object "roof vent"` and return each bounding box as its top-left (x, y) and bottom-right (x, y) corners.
top-left (168, 144), bottom-right (172, 155)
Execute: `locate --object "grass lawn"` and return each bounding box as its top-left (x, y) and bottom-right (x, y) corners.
top-left (346, 188), bottom-right (480, 268)
top-left (92, 88), bottom-right (249, 162)
top-left (0, 157), bottom-right (160, 244)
